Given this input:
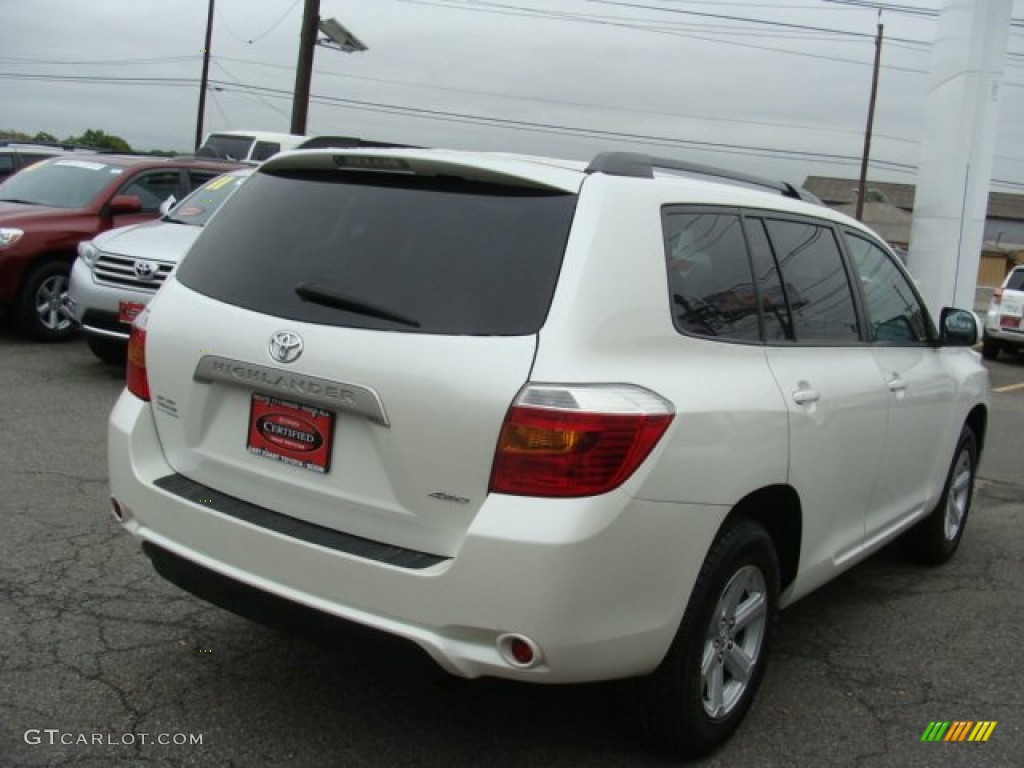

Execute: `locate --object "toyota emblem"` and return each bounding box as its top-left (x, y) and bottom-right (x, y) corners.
top-left (269, 331), bottom-right (303, 364)
top-left (133, 260), bottom-right (158, 280)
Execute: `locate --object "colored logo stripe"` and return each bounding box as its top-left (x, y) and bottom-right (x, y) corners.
top-left (921, 722), bottom-right (949, 741)
top-left (969, 722), bottom-right (997, 742)
top-left (920, 721), bottom-right (996, 742)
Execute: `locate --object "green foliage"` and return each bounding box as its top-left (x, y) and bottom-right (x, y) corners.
top-left (62, 129), bottom-right (133, 152)
top-left (2, 128), bottom-right (180, 155)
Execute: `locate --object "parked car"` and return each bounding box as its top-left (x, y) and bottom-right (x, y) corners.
top-left (0, 141), bottom-right (82, 183)
top-left (197, 130), bottom-right (310, 163)
top-left (982, 264), bottom-right (1024, 359)
top-left (69, 168), bottom-right (253, 363)
top-left (108, 149), bottom-right (989, 757)
top-left (0, 154), bottom-right (241, 340)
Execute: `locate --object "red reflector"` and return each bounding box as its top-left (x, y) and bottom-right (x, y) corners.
top-left (126, 323), bottom-right (150, 401)
top-left (490, 405), bottom-right (673, 498)
top-left (509, 638), bottom-right (534, 665)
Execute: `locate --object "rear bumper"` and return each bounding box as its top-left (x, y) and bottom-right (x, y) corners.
top-left (984, 324), bottom-right (1024, 348)
top-left (108, 391), bottom-right (727, 683)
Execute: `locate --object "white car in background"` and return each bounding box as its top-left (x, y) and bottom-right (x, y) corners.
top-left (982, 264), bottom-right (1024, 360)
top-left (69, 169), bottom-right (252, 362)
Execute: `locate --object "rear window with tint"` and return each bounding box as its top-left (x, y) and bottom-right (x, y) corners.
top-left (176, 170), bottom-right (576, 335)
top-left (1008, 269), bottom-right (1024, 292)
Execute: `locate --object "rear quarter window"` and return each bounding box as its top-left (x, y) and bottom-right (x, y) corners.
top-left (1008, 269), bottom-right (1024, 292)
top-left (176, 170), bottom-right (576, 335)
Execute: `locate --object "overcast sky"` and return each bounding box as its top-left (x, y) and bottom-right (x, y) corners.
top-left (2, 0), bottom-right (1023, 192)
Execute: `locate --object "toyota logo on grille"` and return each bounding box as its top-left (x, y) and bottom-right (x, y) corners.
top-left (133, 260), bottom-right (158, 280)
top-left (269, 331), bottom-right (303, 364)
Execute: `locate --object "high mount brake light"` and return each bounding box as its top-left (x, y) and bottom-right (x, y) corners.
top-left (126, 312), bottom-right (150, 401)
top-left (489, 385), bottom-right (674, 498)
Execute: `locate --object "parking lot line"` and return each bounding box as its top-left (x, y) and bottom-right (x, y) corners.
top-left (993, 381), bottom-right (1024, 393)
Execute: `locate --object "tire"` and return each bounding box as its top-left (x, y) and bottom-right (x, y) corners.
top-left (902, 426), bottom-right (977, 566)
top-left (14, 259), bottom-right (76, 341)
top-left (980, 336), bottom-right (1000, 361)
top-left (87, 335), bottom-right (127, 365)
top-left (633, 519), bottom-right (780, 758)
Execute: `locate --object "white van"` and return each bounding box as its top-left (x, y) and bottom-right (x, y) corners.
top-left (198, 130), bottom-right (310, 164)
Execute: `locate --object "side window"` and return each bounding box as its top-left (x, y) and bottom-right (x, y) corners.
top-left (118, 170), bottom-right (182, 213)
top-left (252, 141), bottom-right (280, 161)
top-left (187, 170), bottom-right (219, 191)
top-left (0, 154), bottom-right (14, 173)
top-left (844, 232), bottom-right (930, 343)
top-left (763, 219), bottom-right (861, 343)
top-left (663, 210), bottom-right (760, 341)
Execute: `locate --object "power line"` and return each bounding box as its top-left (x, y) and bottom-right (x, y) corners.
top-left (399, 0), bottom-right (930, 72)
top-left (582, 0), bottom-right (933, 45)
top-left (215, 53), bottom-right (921, 145)
top-left (216, 0), bottom-right (302, 45)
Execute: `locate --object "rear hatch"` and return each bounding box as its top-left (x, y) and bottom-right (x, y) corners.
top-left (994, 268), bottom-right (1024, 333)
top-left (145, 151), bottom-right (580, 557)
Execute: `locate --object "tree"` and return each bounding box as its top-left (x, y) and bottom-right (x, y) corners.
top-left (62, 129), bottom-right (132, 152)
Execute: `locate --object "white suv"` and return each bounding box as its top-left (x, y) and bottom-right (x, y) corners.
top-left (108, 149), bottom-right (989, 756)
top-left (982, 264), bottom-right (1024, 359)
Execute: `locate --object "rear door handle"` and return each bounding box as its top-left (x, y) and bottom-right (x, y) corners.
top-left (792, 387), bottom-right (820, 405)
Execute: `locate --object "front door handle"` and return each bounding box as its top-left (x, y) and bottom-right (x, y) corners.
top-left (887, 375), bottom-right (908, 393)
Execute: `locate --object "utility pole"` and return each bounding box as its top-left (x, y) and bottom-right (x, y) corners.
top-left (856, 14), bottom-right (883, 222)
top-left (195, 0), bottom-right (215, 150)
top-left (291, 0), bottom-right (320, 135)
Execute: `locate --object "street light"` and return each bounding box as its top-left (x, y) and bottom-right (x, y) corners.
top-left (318, 18), bottom-right (368, 53)
top-left (291, 2), bottom-right (367, 134)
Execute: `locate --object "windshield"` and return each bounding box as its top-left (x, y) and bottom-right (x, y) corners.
top-left (0, 159), bottom-right (119, 208)
top-left (177, 170), bottom-right (576, 336)
top-left (200, 135), bottom-right (253, 162)
top-left (165, 173), bottom-right (249, 226)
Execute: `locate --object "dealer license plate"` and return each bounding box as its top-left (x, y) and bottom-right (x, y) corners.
top-left (246, 394), bottom-right (335, 474)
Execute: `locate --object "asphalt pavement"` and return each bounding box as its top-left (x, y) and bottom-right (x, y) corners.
top-left (1, 328), bottom-right (1021, 768)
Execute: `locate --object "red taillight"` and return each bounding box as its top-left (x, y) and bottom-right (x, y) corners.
top-left (126, 316), bottom-right (150, 401)
top-left (992, 288), bottom-right (1004, 306)
top-left (489, 385), bottom-right (674, 498)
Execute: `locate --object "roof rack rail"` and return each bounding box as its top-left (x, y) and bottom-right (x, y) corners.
top-left (585, 151), bottom-right (819, 204)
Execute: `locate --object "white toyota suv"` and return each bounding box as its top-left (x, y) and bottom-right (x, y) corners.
top-left (108, 148), bottom-right (989, 756)
top-left (982, 264), bottom-right (1024, 359)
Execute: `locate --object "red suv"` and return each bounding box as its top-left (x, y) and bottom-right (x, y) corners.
top-left (0, 154), bottom-right (240, 340)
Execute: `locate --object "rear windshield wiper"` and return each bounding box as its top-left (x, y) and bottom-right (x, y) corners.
top-left (0, 198), bottom-right (39, 205)
top-left (295, 283), bottom-right (421, 328)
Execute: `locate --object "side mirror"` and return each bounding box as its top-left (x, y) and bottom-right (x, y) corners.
top-left (939, 307), bottom-right (978, 347)
top-left (108, 194), bottom-right (142, 215)
top-left (158, 195), bottom-right (177, 216)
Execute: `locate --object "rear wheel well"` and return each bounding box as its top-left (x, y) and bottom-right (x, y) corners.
top-left (724, 485), bottom-right (801, 592)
